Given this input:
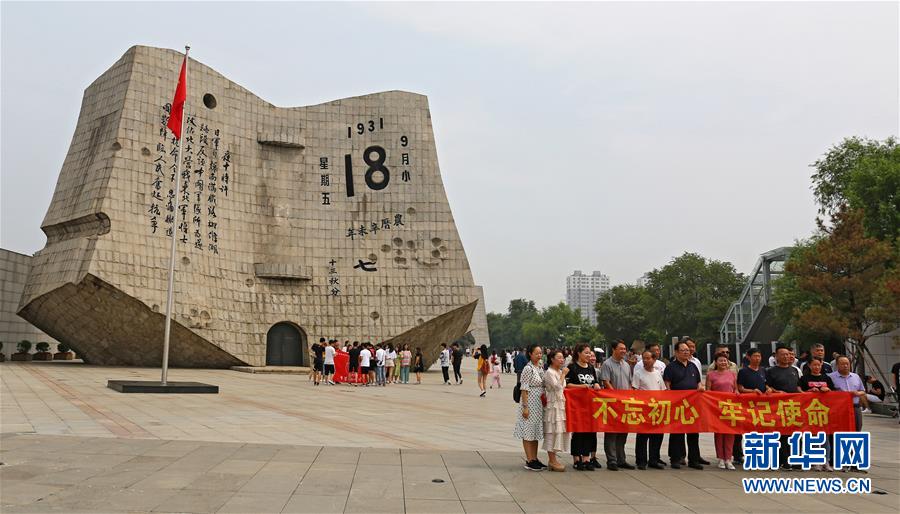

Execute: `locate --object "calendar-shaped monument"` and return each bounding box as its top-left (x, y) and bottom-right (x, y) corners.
top-left (18, 46), bottom-right (489, 368)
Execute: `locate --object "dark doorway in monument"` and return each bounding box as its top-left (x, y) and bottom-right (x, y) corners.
top-left (266, 322), bottom-right (306, 366)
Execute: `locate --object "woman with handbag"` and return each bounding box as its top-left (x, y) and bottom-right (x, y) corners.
top-left (514, 344), bottom-right (547, 471)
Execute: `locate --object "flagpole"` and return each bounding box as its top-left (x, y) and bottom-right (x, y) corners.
top-left (161, 45), bottom-right (190, 386)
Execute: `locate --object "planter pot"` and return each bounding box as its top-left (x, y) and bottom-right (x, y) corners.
top-left (53, 352), bottom-right (75, 361)
top-left (34, 352), bottom-right (54, 361)
top-left (11, 353), bottom-right (32, 362)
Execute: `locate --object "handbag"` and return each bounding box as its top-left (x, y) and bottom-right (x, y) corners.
top-left (513, 383), bottom-right (521, 403)
top-left (540, 393), bottom-right (547, 407)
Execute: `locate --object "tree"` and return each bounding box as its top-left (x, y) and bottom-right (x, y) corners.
top-left (487, 300), bottom-right (602, 349)
top-left (594, 285), bottom-right (652, 344)
top-left (783, 208), bottom-right (899, 373)
top-left (643, 253), bottom-right (746, 344)
top-left (811, 136), bottom-right (900, 242)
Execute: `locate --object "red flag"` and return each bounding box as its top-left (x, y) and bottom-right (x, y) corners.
top-left (167, 56), bottom-right (187, 140)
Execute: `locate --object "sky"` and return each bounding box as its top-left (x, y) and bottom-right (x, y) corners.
top-left (1, 1), bottom-right (898, 314)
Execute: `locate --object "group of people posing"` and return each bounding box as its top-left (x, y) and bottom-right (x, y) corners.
top-left (514, 338), bottom-right (872, 473)
top-left (309, 339), bottom-right (426, 386)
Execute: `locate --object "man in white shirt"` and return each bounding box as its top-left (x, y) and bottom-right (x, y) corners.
top-left (439, 343), bottom-right (451, 385)
top-left (633, 350), bottom-right (666, 470)
top-left (646, 343), bottom-right (667, 372)
top-left (359, 345), bottom-right (372, 386)
top-left (324, 341), bottom-right (336, 385)
top-left (375, 345), bottom-right (387, 386)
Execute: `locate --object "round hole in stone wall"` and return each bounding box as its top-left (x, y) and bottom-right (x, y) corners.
top-left (151, 304), bottom-right (160, 312)
top-left (392, 237), bottom-right (403, 247)
top-left (111, 141), bottom-right (122, 151)
top-left (431, 237), bottom-right (442, 247)
top-left (370, 311), bottom-right (380, 320)
top-left (203, 93), bottom-right (217, 109)
top-left (405, 241), bottom-right (415, 250)
top-left (416, 318), bottom-right (425, 325)
top-left (406, 207), bottom-right (416, 215)
top-left (431, 250), bottom-right (441, 258)
top-left (368, 253), bottom-right (378, 262)
top-left (181, 256), bottom-right (190, 266)
top-left (141, 147), bottom-right (151, 156)
top-left (395, 249), bottom-right (403, 256)
top-left (380, 244), bottom-right (391, 253)
top-left (245, 278), bottom-right (254, 287)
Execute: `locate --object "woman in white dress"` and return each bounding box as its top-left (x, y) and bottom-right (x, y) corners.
top-left (543, 349), bottom-right (570, 471)
top-left (514, 345), bottom-right (546, 471)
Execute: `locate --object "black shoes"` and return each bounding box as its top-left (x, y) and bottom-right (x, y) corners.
top-left (589, 458), bottom-right (602, 470)
top-left (688, 462), bottom-right (704, 470)
top-left (619, 462), bottom-right (635, 470)
top-left (524, 460), bottom-right (544, 471)
top-left (698, 458), bottom-right (711, 465)
top-left (607, 463), bottom-right (619, 471)
top-left (670, 462), bottom-right (682, 469)
top-left (637, 464), bottom-right (647, 470)
top-left (649, 462), bottom-right (666, 470)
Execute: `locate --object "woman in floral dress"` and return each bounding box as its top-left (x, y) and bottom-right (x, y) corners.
top-left (543, 349), bottom-right (570, 471)
top-left (514, 344), bottom-right (547, 471)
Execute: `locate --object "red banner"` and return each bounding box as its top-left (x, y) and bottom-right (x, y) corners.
top-left (564, 389), bottom-right (855, 434)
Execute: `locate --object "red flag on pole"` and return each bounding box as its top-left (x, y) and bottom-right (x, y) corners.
top-left (166, 56), bottom-right (187, 140)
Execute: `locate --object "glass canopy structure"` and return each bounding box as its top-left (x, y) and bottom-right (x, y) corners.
top-left (719, 247), bottom-right (792, 346)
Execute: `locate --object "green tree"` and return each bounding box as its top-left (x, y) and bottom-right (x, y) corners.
top-left (486, 299), bottom-right (539, 349)
top-left (594, 285), bottom-right (652, 344)
top-left (643, 253), bottom-right (745, 344)
top-left (811, 136), bottom-right (900, 242)
top-left (781, 208), bottom-right (899, 373)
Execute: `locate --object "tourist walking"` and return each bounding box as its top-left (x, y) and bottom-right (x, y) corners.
top-left (400, 345), bottom-right (412, 384)
top-left (452, 343), bottom-right (464, 384)
top-left (543, 349), bottom-right (570, 472)
top-left (413, 347), bottom-right (425, 384)
top-left (490, 350), bottom-right (502, 389)
top-left (599, 340), bottom-right (634, 470)
top-left (707, 352), bottom-right (737, 469)
top-left (514, 345), bottom-right (547, 471)
top-left (566, 343), bottom-right (602, 471)
top-left (475, 344), bottom-right (490, 396)
top-left (505, 350), bottom-right (514, 373)
top-left (440, 343), bottom-right (451, 385)
top-left (632, 350), bottom-right (666, 470)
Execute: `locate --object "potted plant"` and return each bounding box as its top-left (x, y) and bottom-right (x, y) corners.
top-left (0, 342), bottom-right (5, 362)
top-left (54, 342), bottom-right (74, 360)
top-left (12, 340), bottom-right (32, 361)
top-left (34, 342), bottom-right (53, 361)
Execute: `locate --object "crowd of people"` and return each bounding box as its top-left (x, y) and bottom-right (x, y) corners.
top-left (307, 338), bottom-right (475, 387)
top-left (512, 337), bottom-right (880, 473)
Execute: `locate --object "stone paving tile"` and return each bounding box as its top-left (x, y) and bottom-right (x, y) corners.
top-left (215, 491), bottom-right (292, 513)
top-left (281, 493), bottom-right (347, 513)
top-left (461, 501), bottom-right (525, 513)
top-left (152, 489), bottom-right (234, 513)
top-left (405, 498), bottom-right (467, 513)
top-left (343, 496), bottom-right (405, 513)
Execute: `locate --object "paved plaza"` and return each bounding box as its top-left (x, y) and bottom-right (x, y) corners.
top-left (1, 362), bottom-right (899, 513)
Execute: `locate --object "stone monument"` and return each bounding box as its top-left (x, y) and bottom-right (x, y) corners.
top-left (18, 46), bottom-right (488, 368)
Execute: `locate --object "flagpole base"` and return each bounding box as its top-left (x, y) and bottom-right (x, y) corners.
top-left (107, 380), bottom-right (218, 394)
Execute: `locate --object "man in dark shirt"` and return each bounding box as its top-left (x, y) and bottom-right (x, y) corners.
top-left (801, 343), bottom-right (833, 375)
top-left (766, 345), bottom-right (801, 470)
top-left (865, 375), bottom-right (885, 402)
top-left (348, 341), bottom-right (361, 383)
top-left (663, 341), bottom-right (704, 470)
top-left (737, 349), bottom-right (768, 394)
top-left (451, 343), bottom-right (464, 384)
